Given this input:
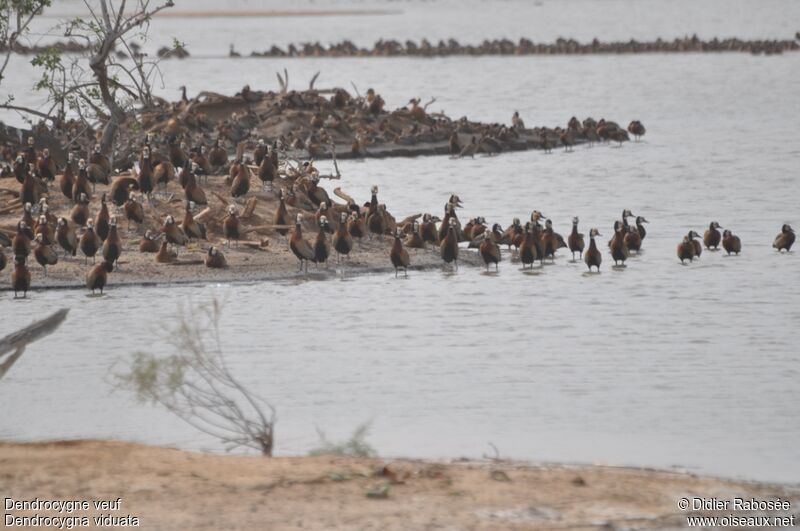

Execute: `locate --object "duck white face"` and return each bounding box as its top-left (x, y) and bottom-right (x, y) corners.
top-left (16, 154), bottom-right (23, 163)
top-left (296, 213), bottom-right (303, 224)
top-left (110, 217), bottom-right (117, 226)
top-left (42, 148), bottom-right (50, 157)
top-left (319, 215), bottom-right (328, 224)
top-left (128, 191), bottom-right (136, 201)
top-left (87, 219), bottom-right (94, 229)
top-left (79, 193), bottom-right (87, 202)
top-left (79, 159), bottom-right (86, 169)
top-left (572, 216), bottom-right (579, 224)
top-left (371, 185), bottom-right (378, 194)
top-left (57, 218), bottom-right (66, 227)
top-left (449, 217), bottom-right (457, 227)
top-left (258, 139), bottom-right (265, 146)
top-left (165, 215), bottom-right (174, 225)
top-left (24, 202), bottom-right (31, 212)
top-left (27, 137), bottom-right (34, 146)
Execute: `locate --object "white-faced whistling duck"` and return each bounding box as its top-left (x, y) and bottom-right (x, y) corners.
top-left (12, 221), bottom-right (31, 259)
top-left (506, 217), bottom-right (523, 251)
top-left (205, 246), bottom-right (227, 269)
top-left (33, 234), bottom-right (57, 276)
top-left (368, 203), bottom-right (387, 238)
top-left (162, 214), bottom-right (189, 250)
top-left (348, 211), bottom-right (366, 240)
top-left (479, 230), bottom-right (501, 271)
top-left (438, 203), bottom-right (456, 242)
top-left (449, 131), bottom-right (461, 155)
top-left (722, 230), bottom-right (741, 255)
top-left (290, 213), bottom-right (315, 272)
top-left (208, 138), bottom-right (228, 168)
top-left (20, 205), bottom-right (34, 236)
top-left (332, 211), bottom-right (353, 262)
top-left (689, 231), bottom-right (702, 257)
top-left (390, 229), bottom-right (411, 277)
top-left (139, 230), bottom-right (160, 253)
top-left (530, 218), bottom-right (545, 265)
top-left (95, 193), bottom-right (111, 241)
top-left (137, 147), bottom-right (154, 198)
top-left (440, 217), bottom-right (459, 270)
top-left (773, 224), bottom-right (795, 252)
top-left (624, 225), bottom-right (642, 253)
top-left (273, 188), bottom-right (290, 237)
top-left (609, 221), bottom-right (629, 266)
top-left (635, 216), bottom-right (648, 240)
top-left (568, 217), bottom-right (584, 260)
top-left (704, 221), bottom-right (722, 250)
top-left (258, 146), bottom-right (277, 189)
top-left (520, 222), bottom-right (538, 268)
top-left (73, 159), bottom-right (91, 201)
top-left (222, 205), bottom-right (240, 246)
top-left (86, 260), bottom-right (113, 294)
top-left (542, 219), bottom-right (566, 261)
top-left (155, 240), bottom-right (177, 264)
top-left (677, 231), bottom-right (701, 263)
top-left (584, 228), bottom-right (602, 271)
top-left (315, 202), bottom-right (335, 233)
top-left (627, 120), bottom-right (646, 141)
top-left (184, 167), bottom-right (208, 205)
top-left (177, 163), bottom-right (190, 189)
top-left (12, 255), bottom-right (31, 298)
top-left (59, 152), bottom-right (75, 200)
top-left (102, 217), bottom-right (122, 267)
top-left (540, 134), bottom-right (552, 154)
top-left (79, 220), bottom-right (100, 264)
top-left (70, 193), bottom-right (90, 227)
top-left (230, 158), bottom-right (250, 199)
top-left (21, 164), bottom-right (40, 206)
top-left (13, 154), bottom-right (26, 183)
top-left (56, 218), bottom-right (77, 258)
top-left (153, 158), bottom-right (174, 192)
top-left (406, 220), bottom-right (425, 249)
top-left (169, 137), bottom-right (189, 169)
top-left (35, 214), bottom-right (54, 246)
top-left (182, 201), bottom-right (207, 241)
top-left (512, 111), bottom-right (525, 130)
top-left (124, 192), bottom-right (145, 231)
top-left (306, 176), bottom-right (331, 207)
top-left (420, 213), bottom-right (439, 246)
top-left (314, 216), bottom-right (331, 266)
top-left (109, 177), bottom-right (138, 207)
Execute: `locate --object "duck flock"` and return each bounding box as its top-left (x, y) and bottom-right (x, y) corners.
top-left (0, 123), bottom-right (795, 298)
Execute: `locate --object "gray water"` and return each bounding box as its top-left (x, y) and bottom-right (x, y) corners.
top-left (1, 1), bottom-right (799, 483)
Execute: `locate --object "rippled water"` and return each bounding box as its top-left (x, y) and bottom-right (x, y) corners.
top-left (1, 1), bottom-right (800, 483)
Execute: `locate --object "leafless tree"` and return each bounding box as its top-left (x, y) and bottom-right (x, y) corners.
top-left (0, 308), bottom-right (69, 381)
top-left (115, 298), bottom-right (276, 456)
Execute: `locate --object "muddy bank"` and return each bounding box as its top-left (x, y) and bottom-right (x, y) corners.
top-left (0, 174), bottom-right (482, 294)
top-left (245, 34), bottom-right (800, 58)
top-left (2, 440), bottom-right (798, 530)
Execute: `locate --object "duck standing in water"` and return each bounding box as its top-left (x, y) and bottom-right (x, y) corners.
top-left (584, 228), bottom-right (602, 272)
top-left (677, 231), bottom-right (701, 263)
top-left (479, 230), bottom-right (501, 272)
top-left (86, 261), bottom-right (113, 294)
top-left (722, 230), bottom-right (742, 255)
top-left (624, 225), bottom-right (642, 253)
top-left (205, 246), bottom-right (227, 269)
top-left (773, 224), bottom-right (795, 252)
top-left (567, 217), bottom-right (584, 260)
top-left (440, 217), bottom-right (459, 270)
top-left (635, 216), bottom-right (649, 241)
top-left (609, 221), bottom-right (629, 266)
top-left (627, 120), bottom-right (646, 141)
top-left (332, 212), bottom-right (353, 262)
top-left (12, 255), bottom-right (31, 298)
top-left (689, 230), bottom-right (702, 257)
top-left (290, 213), bottom-right (315, 272)
top-left (703, 221), bottom-right (723, 250)
top-left (390, 229), bottom-right (411, 277)
top-left (542, 219), bottom-right (566, 262)
top-left (519, 222), bottom-right (537, 268)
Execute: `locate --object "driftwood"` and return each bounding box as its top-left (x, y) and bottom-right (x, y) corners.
top-left (0, 309), bottom-right (69, 381)
top-left (0, 187), bottom-right (21, 198)
top-left (193, 207), bottom-right (213, 224)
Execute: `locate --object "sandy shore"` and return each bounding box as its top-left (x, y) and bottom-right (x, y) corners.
top-left (1, 175), bottom-right (483, 293)
top-left (2, 440), bottom-right (798, 530)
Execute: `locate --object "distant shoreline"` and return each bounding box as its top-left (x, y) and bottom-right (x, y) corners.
top-left (38, 9), bottom-right (401, 19)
